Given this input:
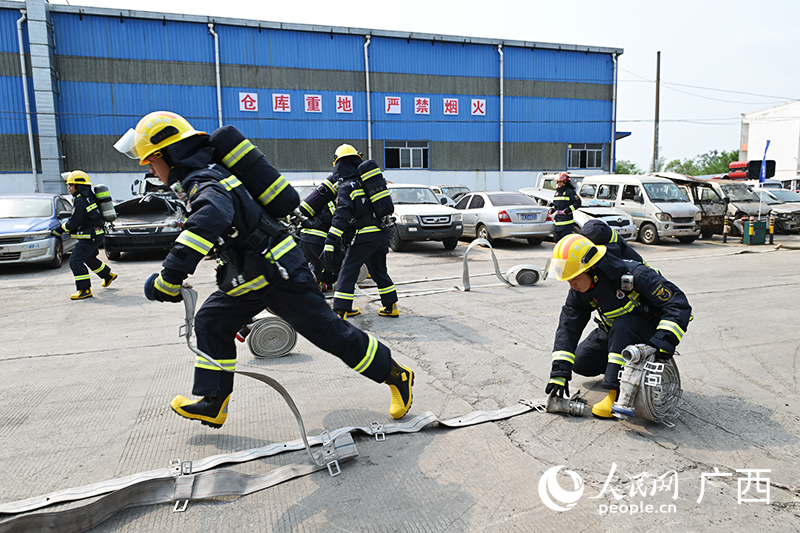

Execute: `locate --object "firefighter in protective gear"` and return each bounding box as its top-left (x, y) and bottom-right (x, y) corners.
top-left (323, 144), bottom-right (399, 319)
top-left (51, 171), bottom-right (117, 299)
top-left (297, 182), bottom-right (339, 291)
top-left (116, 112), bottom-right (414, 427)
top-left (551, 172), bottom-right (581, 243)
top-left (545, 234), bottom-right (691, 419)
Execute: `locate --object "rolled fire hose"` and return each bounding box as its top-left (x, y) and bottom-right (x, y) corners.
top-left (246, 314), bottom-right (297, 358)
top-left (612, 344), bottom-right (682, 426)
top-left (461, 238), bottom-right (543, 291)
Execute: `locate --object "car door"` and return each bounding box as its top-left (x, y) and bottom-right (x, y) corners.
top-left (618, 184), bottom-right (646, 226)
top-left (458, 194), bottom-right (483, 236)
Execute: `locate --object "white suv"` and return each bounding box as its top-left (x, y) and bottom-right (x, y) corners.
top-left (388, 183), bottom-right (463, 252)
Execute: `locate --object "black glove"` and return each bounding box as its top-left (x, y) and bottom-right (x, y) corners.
top-left (144, 271), bottom-right (184, 303)
top-left (654, 348), bottom-right (673, 361)
top-left (51, 227), bottom-right (64, 237)
top-left (320, 238), bottom-right (343, 270)
top-left (545, 378), bottom-right (570, 398)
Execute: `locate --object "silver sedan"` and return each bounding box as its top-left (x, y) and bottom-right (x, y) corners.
top-left (454, 191), bottom-right (553, 245)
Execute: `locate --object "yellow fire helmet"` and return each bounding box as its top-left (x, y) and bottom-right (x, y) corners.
top-left (549, 234), bottom-right (606, 281)
top-left (332, 143), bottom-right (362, 165)
top-left (114, 111), bottom-right (205, 165)
top-left (64, 170), bottom-right (92, 186)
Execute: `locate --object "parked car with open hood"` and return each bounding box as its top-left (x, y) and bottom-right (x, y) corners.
top-left (652, 172), bottom-right (726, 239)
top-left (103, 175), bottom-right (186, 260)
top-left (519, 186), bottom-right (636, 241)
top-left (0, 193), bottom-right (76, 268)
top-left (454, 191), bottom-right (552, 245)
top-left (750, 189), bottom-right (800, 233)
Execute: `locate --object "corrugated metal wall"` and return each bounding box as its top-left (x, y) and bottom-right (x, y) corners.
top-left (0, 4), bottom-right (618, 175)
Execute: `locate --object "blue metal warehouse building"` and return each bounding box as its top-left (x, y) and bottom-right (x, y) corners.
top-left (1, 0), bottom-right (623, 198)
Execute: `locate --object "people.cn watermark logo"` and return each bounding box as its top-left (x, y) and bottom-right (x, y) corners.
top-left (538, 466), bottom-right (585, 512)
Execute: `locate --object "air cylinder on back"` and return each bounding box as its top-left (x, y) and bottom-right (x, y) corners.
top-left (93, 184), bottom-right (117, 222)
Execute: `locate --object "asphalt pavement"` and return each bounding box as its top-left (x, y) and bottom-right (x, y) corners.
top-left (1, 232), bottom-right (799, 532)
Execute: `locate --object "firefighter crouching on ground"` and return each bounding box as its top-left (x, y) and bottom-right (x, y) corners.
top-left (51, 171), bottom-right (117, 300)
top-left (114, 112), bottom-right (414, 428)
top-left (551, 172), bottom-right (582, 243)
top-left (545, 234), bottom-right (691, 418)
top-left (322, 144), bottom-right (399, 319)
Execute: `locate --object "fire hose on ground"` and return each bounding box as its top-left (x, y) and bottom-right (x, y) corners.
top-left (0, 284), bottom-right (560, 533)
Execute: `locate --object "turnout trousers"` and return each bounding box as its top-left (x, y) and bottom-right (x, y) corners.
top-left (69, 238), bottom-right (111, 290)
top-left (571, 313), bottom-right (656, 389)
top-left (552, 219), bottom-right (575, 243)
top-left (192, 264), bottom-right (392, 398)
top-left (333, 234), bottom-right (397, 312)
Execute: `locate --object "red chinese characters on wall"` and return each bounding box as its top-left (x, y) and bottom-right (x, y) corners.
top-left (385, 96), bottom-right (401, 114)
top-left (414, 97), bottom-right (430, 115)
top-left (272, 93), bottom-right (291, 113)
top-left (443, 98), bottom-right (458, 115)
top-left (305, 94), bottom-right (322, 113)
top-left (239, 92), bottom-right (258, 112)
top-left (336, 95), bottom-right (353, 113)
top-left (471, 99), bottom-right (486, 116)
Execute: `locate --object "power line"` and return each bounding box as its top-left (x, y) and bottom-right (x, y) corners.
top-left (618, 67), bottom-right (797, 102)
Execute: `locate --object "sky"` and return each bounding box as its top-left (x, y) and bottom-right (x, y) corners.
top-left (49, 0), bottom-right (800, 171)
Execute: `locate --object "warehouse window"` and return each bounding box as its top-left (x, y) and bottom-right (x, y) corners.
top-left (385, 141), bottom-right (429, 169)
top-left (568, 143), bottom-right (603, 169)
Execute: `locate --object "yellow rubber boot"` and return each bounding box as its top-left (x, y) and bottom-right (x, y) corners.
top-left (70, 288), bottom-right (92, 300)
top-left (384, 360), bottom-right (414, 419)
top-left (335, 308), bottom-right (361, 321)
top-left (102, 272), bottom-right (118, 287)
top-left (378, 302), bottom-right (399, 317)
top-left (170, 394), bottom-right (230, 428)
top-left (591, 390), bottom-right (618, 419)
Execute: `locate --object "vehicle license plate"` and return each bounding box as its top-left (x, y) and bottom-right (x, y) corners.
top-left (520, 214), bottom-right (538, 221)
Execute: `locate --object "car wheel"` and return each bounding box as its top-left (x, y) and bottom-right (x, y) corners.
top-left (47, 238), bottom-right (63, 269)
top-left (526, 237), bottom-right (544, 246)
top-left (106, 249), bottom-right (121, 261)
top-left (639, 223), bottom-right (660, 245)
top-left (677, 236), bottom-right (697, 244)
top-left (389, 228), bottom-right (406, 252)
top-left (701, 228), bottom-right (715, 239)
top-left (477, 224), bottom-right (493, 244)
top-left (442, 237), bottom-right (458, 250)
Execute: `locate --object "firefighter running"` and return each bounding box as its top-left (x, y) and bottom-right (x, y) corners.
top-left (51, 171), bottom-right (117, 300)
top-left (545, 234), bottom-right (691, 418)
top-left (114, 112), bottom-right (414, 428)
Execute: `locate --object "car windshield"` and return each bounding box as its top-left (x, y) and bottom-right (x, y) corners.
top-left (753, 191), bottom-right (781, 205)
top-left (487, 193), bottom-right (537, 206)
top-left (390, 187), bottom-right (439, 204)
top-left (721, 185), bottom-right (759, 202)
top-left (439, 186), bottom-right (469, 198)
top-left (769, 189), bottom-right (800, 202)
top-left (642, 183), bottom-right (689, 203)
top-left (0, 198), bottom-right (52, 218)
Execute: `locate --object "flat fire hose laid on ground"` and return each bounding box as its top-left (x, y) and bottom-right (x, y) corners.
top-left (0, 287), bottom-right (556, 533)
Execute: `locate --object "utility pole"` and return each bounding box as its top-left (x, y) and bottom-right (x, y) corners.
top-left (652, 51), bottom-right (661, 172)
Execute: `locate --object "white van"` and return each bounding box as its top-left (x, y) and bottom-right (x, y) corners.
top-left (577, 175), bottom-right (701, 244)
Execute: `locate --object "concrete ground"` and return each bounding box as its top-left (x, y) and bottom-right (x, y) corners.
top-left (0, 232), bottom-right (799, 532)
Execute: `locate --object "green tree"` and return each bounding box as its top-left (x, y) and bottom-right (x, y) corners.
top-left (615, 160), bottom-right (645, 174)
top-left (663, 149), bottom-right (739, 176)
